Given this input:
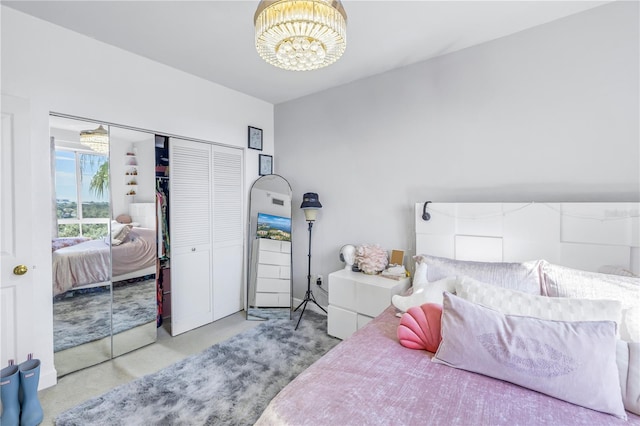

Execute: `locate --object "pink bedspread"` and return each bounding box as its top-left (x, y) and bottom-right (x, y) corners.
top-left (256, 306), bottom-right (640, 425)
top-left (52, 227), bottom-right (156, 296)
top-left (52, 239), bottom-right (109, 296)
top-left (112, 227), bottom-right (156, 277)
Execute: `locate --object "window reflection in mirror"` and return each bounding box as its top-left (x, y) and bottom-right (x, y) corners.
top-left (55, 150), bottom-right (110, 238)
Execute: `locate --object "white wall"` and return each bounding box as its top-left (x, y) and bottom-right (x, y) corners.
top-left (110, 132), bottom-right (156, 219)
top-left (1, 6), bottom-right (273, 388)
top-left (275, 2), bottom-right (639, 305)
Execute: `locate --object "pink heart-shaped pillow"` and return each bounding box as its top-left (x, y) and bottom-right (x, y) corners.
top-left (397, 303), bottom-right (443, 353)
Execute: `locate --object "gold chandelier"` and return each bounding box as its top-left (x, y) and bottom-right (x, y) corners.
top-left (79, 124), bottom-right (109, 155)
top-left (254, 0), bottom-right (347, 71)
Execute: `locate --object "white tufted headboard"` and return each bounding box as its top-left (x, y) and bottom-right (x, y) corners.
top-left (415, 202), bottom-right (639, 275)
top-left (129, 202), bottom-right (156, 229)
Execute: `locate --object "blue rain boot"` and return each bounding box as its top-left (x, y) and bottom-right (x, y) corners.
top-left (18, 356), bottom-right (43, 426)
top-left (1, 362), bottom-right (20, 426)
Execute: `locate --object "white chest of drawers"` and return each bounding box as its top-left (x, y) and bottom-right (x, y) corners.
top-left (327, 269), bottom-right (410, 340)
top-left (249, 238), bottom-right (291, 307)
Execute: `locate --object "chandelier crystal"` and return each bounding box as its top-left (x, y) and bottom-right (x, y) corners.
top-left (79, 124), bottom-right (109, 155)
top-left (254, 0), bottom-right (347, 71)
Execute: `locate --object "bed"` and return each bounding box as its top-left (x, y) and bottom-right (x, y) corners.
top-left (52, 202), bottom-right (157, 297)
top-left (256, 202), bottom-right (640, 425)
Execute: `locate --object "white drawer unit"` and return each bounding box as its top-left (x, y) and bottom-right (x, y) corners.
top-left (327, 269), bottom-right (410, 340)
top-left (250, 238), bottom-right (291, 308)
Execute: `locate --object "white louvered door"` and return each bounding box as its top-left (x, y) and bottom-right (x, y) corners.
top-left (211, 145), bottom-right (244, 320)
top-left (169, 138), bottom-right (213, 336)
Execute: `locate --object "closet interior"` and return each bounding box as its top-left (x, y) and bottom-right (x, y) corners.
top-left (155, 135), bottom-right (171, 329)
top-left (156, 136), bottom-right (245, 336)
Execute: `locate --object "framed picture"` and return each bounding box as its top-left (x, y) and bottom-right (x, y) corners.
top-left (259, 154), bottom-right (273, 176)
top-left (248, 126), bottom-right (263, 151)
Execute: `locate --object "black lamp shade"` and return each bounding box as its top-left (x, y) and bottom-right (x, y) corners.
top-left (300, 192), bottom-right (322, 209)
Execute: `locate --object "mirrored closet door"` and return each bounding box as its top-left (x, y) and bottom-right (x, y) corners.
top-left (50, 115), bottom-right (157, 376)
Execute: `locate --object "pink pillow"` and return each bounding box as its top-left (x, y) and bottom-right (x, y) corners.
top-left (397, 303), bottom-right (443, 353)
top-left (433, 293), bottom-right (626, 419)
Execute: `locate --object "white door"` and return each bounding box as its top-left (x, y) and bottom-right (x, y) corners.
top-left (211, 145), bottom-right (244, 320)
top-left (1, 94), bottom-right (35, 365)
top-left (170, 138), bottom-right (213, 336)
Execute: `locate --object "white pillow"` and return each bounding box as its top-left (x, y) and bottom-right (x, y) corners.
top-left (541, 261), bottom-right (640, 342)
top-left (599, 265), bottom-right (637, 277)
top-left (455, 276), bottom-right (623, 334)
top-left (617, 340), bottom-right (640, 415)
top-left (625, 307), bottom-right (640, 344)
top-left (414, 254), bottom-right (543, 294)
top-left (392, 276), bottom-right (457, 312)
top-left (110, 223), bottom-right (132, 246)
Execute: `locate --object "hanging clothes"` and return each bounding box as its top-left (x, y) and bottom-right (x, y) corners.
top-left (155, 178), bottom-right (170, 327)
top-left (156, 179), bottom-right (170, 259)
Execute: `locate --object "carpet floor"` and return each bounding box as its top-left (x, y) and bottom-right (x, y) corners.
top-left (55, 310), bottom-right (339, 426)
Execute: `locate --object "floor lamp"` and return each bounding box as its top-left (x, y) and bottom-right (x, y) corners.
top-left (295, 192), bottom-right (327, 330)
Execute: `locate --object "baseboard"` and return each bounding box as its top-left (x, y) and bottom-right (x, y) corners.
top-left (40, 366), bottom-right (57, 390)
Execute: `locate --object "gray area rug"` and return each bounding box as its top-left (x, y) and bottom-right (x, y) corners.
top-left (112, 279), bottom-right (156, 335)
top-left (53, 278), bottom-right (156, 352)
top-left (56, 310), bottom-right (339, 426)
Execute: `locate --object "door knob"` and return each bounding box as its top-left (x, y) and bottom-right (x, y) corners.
top-left (13, 265), bottom-right (28, 275)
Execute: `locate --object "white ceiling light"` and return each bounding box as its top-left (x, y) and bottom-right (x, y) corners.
top-left (254, 0), bottom-right (347, 71)
top-left (79, 124), bottom-right (109, 154)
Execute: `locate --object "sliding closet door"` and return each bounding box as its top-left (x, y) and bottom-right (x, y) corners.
top-left (212, 145), bottom-right (244, 320)
top-left (169, 138), bottom-right (213, 336)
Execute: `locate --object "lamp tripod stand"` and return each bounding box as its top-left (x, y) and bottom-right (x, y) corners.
top-left (294, 220), bottom-right (326, 330)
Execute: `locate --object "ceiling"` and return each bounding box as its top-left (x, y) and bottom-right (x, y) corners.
top-left (4, 1), bottom-right (610, 105)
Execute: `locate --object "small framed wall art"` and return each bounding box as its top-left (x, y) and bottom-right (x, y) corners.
top-left (248, 126), bottom-right (263, 151)
top-left (259, 154), bottom-right (273, 176)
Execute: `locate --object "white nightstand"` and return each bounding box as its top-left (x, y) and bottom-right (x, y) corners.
top-left (327, 269), bottom-right (410, 340)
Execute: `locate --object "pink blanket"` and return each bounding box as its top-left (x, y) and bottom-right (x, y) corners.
top-left (112, 227), bottom-right (156, 277)
top-left (52, 227), bottom-right (156, 296)
top-left (256, 306), bottom-right (640, 425)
